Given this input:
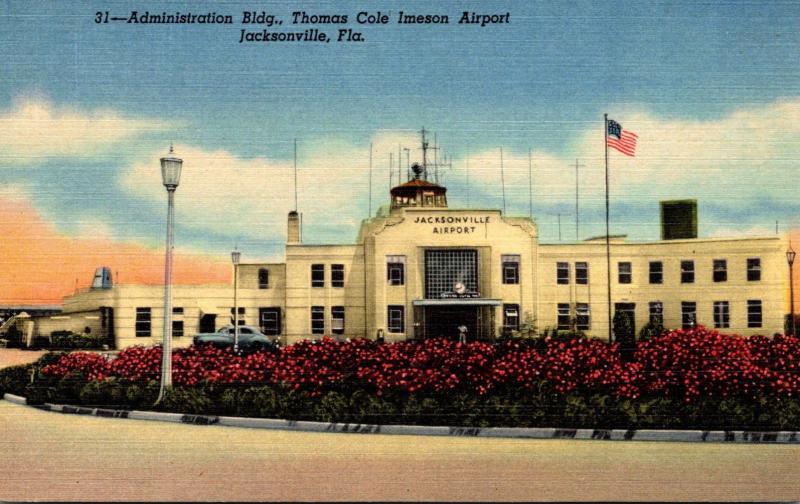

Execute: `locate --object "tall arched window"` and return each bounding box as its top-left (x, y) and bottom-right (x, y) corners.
top-left (258, 268), bottom-right (269, 289)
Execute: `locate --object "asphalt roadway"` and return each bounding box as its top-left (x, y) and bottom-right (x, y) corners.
top-left (1, 350), bottom-right (799, 501)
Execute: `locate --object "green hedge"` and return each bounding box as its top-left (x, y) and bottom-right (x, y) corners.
top-left (2, 355), bottom-right (799, 430)
top-left (49, 331), bottom-right (107, 350)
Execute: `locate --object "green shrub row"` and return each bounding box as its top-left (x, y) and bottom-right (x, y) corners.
top-left (4, 352), bottom-right (798, 431)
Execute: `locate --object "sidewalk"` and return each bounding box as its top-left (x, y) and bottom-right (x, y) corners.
top-left (0, 348), bottom-right (46, 369)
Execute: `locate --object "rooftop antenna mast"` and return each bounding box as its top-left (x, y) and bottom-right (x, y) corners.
top-left (403, 148), bottom-right (411, 182)
top-left (420, 127), bottom-right (429, 181)
top-left (528, 149), bottom-right (534, 219)
top-left (368, 143), bottom-right (373, 217)
top-left (574, 159), bottom-right (585, 240)
top-left (293, 139), bottom-right (298, 212)
top-left (397, 145), bottom-right (402, 185)
top-left (500, 147), bottom-right (507, 214)
top-left (389, 152), bottom-right (393, 189)
top-left (433, 133), bottom-right (439, 184)
top-left (466, 156), bottom-right (470, 207)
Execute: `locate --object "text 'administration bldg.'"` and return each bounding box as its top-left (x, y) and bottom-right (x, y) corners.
top-left (33, 164), bottom-right (793, 349)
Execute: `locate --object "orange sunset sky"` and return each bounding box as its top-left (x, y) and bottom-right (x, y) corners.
top-left (0, 195), bottom-right (231, 305)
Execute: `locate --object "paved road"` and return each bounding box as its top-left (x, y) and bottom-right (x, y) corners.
top-left (1, 400), bottom-right (799, 502)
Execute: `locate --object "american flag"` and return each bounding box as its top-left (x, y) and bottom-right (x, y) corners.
top-left (607, 119), bottom-right (637, 157)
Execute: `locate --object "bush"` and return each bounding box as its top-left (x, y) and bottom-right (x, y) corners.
top-left (79, 378), bottom-right (127, 407)
top-left (3, 325), bottom-right (23, 348)
top-left (51, 331), bottom-right (106, 350)
top-left (638, 321), bottom-right (665, 341)
top-left (0, 364), bottom-right (35, 396)
top-left (158, 386), bottom-right (214, 414)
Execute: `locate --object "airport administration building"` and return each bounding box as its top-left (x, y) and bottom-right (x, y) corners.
top-left (21, 172), bottom-right (795, 349)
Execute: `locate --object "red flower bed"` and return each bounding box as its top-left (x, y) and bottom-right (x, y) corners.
top-left (40, 327), bottom-right (800, 403)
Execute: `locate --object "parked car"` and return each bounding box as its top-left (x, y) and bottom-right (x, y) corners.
top-left (193, 325), bottom-right (279, 352)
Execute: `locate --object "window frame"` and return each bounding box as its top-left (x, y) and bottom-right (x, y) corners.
top-left (747, 300), bottom-right (762, 328)
top-left (649, 261), bottom-right (663, 284)
top-left (747, 258), bottom-right (761, 282)
top-left (681, 301), bottom-right (697, 329)
top-left (260, 307), bottom-right (281, 336)
top-left (575, 262), bottom-right (589, 285)
top-left (135, 307), bottom-right (151, 337)
top-left (556, 262), bottom-right (569, 285)
top-left (311, 264), bottom-right (325, 288)
top-left (503, 303), bottom-right (520, 332)
top-left (575, 303), bottom-right (591, 330)
top-left (387, 305), bottom-right (405, 333)
top-left (331, 264), bottom-right (345, 288)
top-left (618, 262), bottom-right (632, 284)
top-left (387, 260), bottom-right (405, 286)
top-left (557, 303), bottom-right (571, 330)
top-left (649, 301), bottom-right (664, 325)
top-left (501, 255), bottom-right (520, 285)
top-left (713, 259), bottom-right (727, 283)
top-left (310, 306), bottom-right (325, 335)
top-left (681, 260), bottom-right (695, 284)
top-left (331, 306), bottom-right (345, 335)
top-left (258, 268), bottom-right (269, 289)
top-left (713, 301), bottom-right (730, 328)
top-left (171, 320), bottom-right (184, 337)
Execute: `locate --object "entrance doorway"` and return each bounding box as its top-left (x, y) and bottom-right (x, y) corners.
top-left (200, 314), bottom-right (217, 333)
top-left (424, 306), bottom-right (478, 341)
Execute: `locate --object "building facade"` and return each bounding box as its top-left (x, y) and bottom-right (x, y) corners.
top-left (23, 175), bottom-right (796, 349)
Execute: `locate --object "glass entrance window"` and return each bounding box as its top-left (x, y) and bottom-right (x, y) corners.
top-left (424, 249), bottom-right (478, 298)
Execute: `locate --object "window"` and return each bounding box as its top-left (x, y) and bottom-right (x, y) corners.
top-left (747, 258), bottom-right (761, 281)
top-left (681, 260), bottom-right (695, 283)
top-left (501, 255), bottom-right (520, 284)
top-left (713, 301), bottom-right (730, 328)
top-left (557, 303), bottom-right (571, 330)
top-left (576, 303), bottom-right (590, 330)
top-left (425, 249), bottom-right (478, 298)
top-left (503, 304), bottom-right (520, 332)
top-left (259, 307), bottom-right (281, 336)
top-left (681, 302), bottom-right (696, 329)
top-left (618, 262), bottom-right (632, 284)
top-left (713, 259), bottom-right (727, 282)
top-left (387, 305), bottom-right (405, 333)
top-left (331, 264), bottom-right (345, 288)
top-left (230, 307), bottom-right (245, 326)
top-left (649, 261), bottom-right (663, 284)
top-left (172, 307), bottom-right (184, 315)
top-left (575, 262), bottom-right (588, 285)
top-left (311, 306), bottom-right (325, 334)
top-left (649, 302), bottom-right (663, 325)
top-left (258, 268), bottom-right (269, 289)
top-left (747, 300), bottom-right (762, 328)
top-left (311, 264), bottom-right (324, 287)
top-left (331, 306), bottom-right (345, 335)
top-left (171, 320), bottom-right (184, 337)
top-left (387, 256), bottom-right (406, 286)
top-left (135, 307), bottom-right (151, 337)
top-left (556, 262), bottom-right (569, 284)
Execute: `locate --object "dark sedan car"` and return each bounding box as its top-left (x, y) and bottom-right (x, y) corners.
top-left (193, 325), bottom-right (279, 352)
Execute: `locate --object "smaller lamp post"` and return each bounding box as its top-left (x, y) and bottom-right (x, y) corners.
top-left (788, 247), bottom-right (796, 336)
top-left (231, 249), bottom-right (241, 352)
top-left (156, 145), bottom-right (182, 405)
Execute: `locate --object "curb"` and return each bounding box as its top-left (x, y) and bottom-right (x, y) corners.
top-left (5, 393), bottom-right (799, 444)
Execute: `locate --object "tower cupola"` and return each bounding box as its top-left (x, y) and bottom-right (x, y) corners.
top-left (390, 163), bottom-right (448, 209)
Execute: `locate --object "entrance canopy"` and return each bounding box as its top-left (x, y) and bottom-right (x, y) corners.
top-left (412, 299), bottom-right (502, 306)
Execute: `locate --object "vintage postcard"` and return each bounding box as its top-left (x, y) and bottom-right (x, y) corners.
top-left (1, 0), bottom-right (799, 501)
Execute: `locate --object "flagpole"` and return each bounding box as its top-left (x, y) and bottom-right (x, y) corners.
top-left (605, 113), bottom-right (613, 343)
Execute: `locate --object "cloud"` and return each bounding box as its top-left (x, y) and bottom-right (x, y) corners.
top-left (0, 96), bottom-right (169, 164)
top-left (119, 130), bottom-right (421, 242)
top-left (0, 194), bottom-right (230, 305)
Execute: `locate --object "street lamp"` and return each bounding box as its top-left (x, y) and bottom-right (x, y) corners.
top-left (156, 145), bottom-right (182, 404)
top-left (231, 249), bottom-right (241, 353)
top-left (788, 247), bottom-right (796, 336)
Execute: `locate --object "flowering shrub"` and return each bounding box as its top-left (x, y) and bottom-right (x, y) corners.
top-left (39, 327), bottom-right (800, 405)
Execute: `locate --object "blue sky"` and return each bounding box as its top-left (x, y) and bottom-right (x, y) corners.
top-left (1, 0), bottom-right (799, 261)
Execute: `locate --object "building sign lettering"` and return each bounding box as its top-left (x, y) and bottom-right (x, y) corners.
top-left (414, 215), bottom-right (491, 234)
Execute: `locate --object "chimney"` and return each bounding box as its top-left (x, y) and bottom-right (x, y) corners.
top-left (287, 211), bottom-right (301, 244)
top-left (660, 200), bottom-right (698, 240)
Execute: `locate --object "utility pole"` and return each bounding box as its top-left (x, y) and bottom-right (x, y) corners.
top-left (574, 159), bottom-right (585, 240)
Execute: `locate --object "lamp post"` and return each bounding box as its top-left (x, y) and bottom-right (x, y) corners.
top-left (788, 247), bottom-right (796, 336)
top-left (156, 145), bottom-right (182, 404)
top-left (231, 249), bottom-right (241, 352)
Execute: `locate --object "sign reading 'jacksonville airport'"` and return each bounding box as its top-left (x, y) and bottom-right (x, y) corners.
top-left (414, 215), bottom-right (492, 234)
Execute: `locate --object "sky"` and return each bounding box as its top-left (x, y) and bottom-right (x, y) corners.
top-left (1, 0), bottom-right (799, 304)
